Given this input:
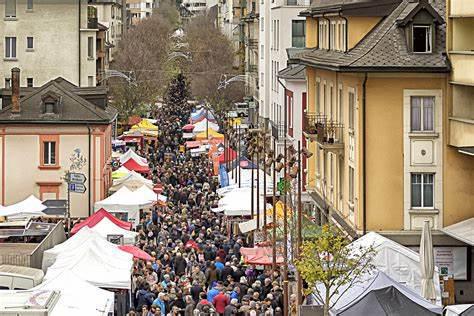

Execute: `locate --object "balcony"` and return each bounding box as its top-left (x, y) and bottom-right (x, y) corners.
top-left (246, 64), bottom-right (258, 73)
top-left (272, 123), bottom-right (287, 141)
top-left (450, 0), bottom-right (474, 17)
top-left (449, 117), bottom-right (474, 147)
top-left (450, 52), bottom-right (474, 86)
top-left (303, 113), bottom-right (344, 150)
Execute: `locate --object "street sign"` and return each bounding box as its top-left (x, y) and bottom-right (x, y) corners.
top-left (153, 183), bottom-right (163, 195)
top-left (69, 173), bottom-right (87, 184)
top-left (69, 183), bottom-right (86, 194)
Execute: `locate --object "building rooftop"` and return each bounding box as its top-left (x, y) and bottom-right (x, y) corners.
top-left (296, 0), bottom-right (449, 73)
top-left (0, 78), bottom-right (117, 125)
top-left (278, 64), bottom-right (306, 80)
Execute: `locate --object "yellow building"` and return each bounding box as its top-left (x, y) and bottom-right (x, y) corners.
top-left (295, 0), bottom-right (474, 301)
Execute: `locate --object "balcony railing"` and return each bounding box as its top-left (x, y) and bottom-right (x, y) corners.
top-left (304, 113), bottom-right (344, 147)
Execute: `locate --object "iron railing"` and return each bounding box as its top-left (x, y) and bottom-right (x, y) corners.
top-left (304, 113), bottom-right (344, 145)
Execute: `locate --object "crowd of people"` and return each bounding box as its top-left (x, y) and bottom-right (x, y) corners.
top-left (128, 102), bottom-right (290, 316)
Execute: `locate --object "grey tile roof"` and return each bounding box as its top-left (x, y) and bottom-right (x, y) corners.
top-left (0, 78), bottom-right (117, 124)
top-left (296, 0), bottom-right (449, 72)
top-left (278, 64), bottom-right (306, 80)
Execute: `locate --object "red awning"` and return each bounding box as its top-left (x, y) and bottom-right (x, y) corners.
top-left (182, 124), bottom-right (195, 132)
top-left (71, 208), bottom-right (132, 234)
top-left (123, 158), bottom-right (150, 173)
top-left (218, 148), bottom-right (237, 163)
top-left (240, 247), bottom-right (284, 266)
top-left (118, 245), bottom-right (152, 261)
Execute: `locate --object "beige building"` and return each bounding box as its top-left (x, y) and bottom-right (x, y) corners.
top-left (296, 0), bottom-right (474, 301)
top-left (0, 69), bottom-right (117, 218)
top-left (89, 0), bottom-right (126, 63)
top-left (1, 0), bottom-right (98, 89)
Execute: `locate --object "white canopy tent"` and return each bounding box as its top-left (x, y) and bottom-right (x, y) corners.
top-left (214, 188), bottom-right (272, 216)
top-left (445, 305), bottom-right (474, 316)
top-left (94, 186), bottom-right (152, 225)
top-left (0, 195), bottom-right (46, 218)
top-left (192, 119), bottom-right (219, 133)
top-left (110, 171), bottom-right (154, 192)
top-left (133, 185), bottom-right (167, 204)
top-left (312, 270), bottom-right (442, 316)
top-left (45, 244), bottom-right (133, 289)
top-left (225, 168), bottom-right (274, 190)
top-left (34, 270), bottom-right (114, 316)
top-left (238, 214), bottom-right (273, 233)
top-left (90, 217), bottom-right (138, 245)
top-left (441, 217), bottom-right (474, 246)
top-left (350, 232), bottom-right (442, 304)
top-left (119, 149), bottom-right (148, 166)
top-left (42, 227), bottom-right (131, 271)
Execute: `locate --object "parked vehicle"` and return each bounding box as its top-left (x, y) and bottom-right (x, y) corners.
top-left (0, 265), bottom-right (44, 290)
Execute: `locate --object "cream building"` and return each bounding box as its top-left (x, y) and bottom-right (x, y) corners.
top-left (0, 0), bottom-right (98, 89)
top-left (126, 0), bottom-right (156, 26)
top-left (90, 0), bottom-right (126, 63)
top-left (0, 69), bottom-right (117, 218)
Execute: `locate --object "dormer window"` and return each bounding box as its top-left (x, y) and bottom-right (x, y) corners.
top-left (413, 25), bottom-right (432, 53)
top-left (45, 102), bottom-right (55, 114)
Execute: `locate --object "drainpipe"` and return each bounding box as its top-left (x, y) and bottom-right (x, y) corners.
top-left (79, 0), bottom-right (82, 87)
top-left (362, 73), bottom-right (368, 235)
top-left (87, 125), bottom-right (92, 216)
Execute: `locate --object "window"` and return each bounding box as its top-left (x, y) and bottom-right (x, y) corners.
top-left (315, 81), bottom-right (320, 114)
top-left (349, 166), bottom-right (355, 203)
top-left (5, 37), bottom-right (17, 58)
top-left (43, 141), bottom-right (56, 165)
top-left (348, 91), bottom-right (355, 130)
top-left (260, 44), bottom-right (264, 59)
top-left (88, 76), bottom-right (94, 87)
top-left (291, 20), bottom-right (305, 48)
top-left (87, 36), bottom-right (94, 58)
top-left (44, 102), bottom-right (54, 113)
top-left (338, 86), bottom-right (343, 123)
top-left (260, 72), bottom-right (264, 87)
top-left (411, 96), bottom-right (434, 131)
top-left (27, 78), bottom-right (33, 87)
top-left (27, 37), bottom-right (33, 49)
top-left (330, 21), bottom-right (336, 50)
top-left (411, 173), bottom-right (434, 208)
top-left (260, 17), bottom-right (264, 32)
top-left (5, 0), bottom-right (16, 17)
top-left (413, 25), bottom-right (432, 53)
top-left (5, 78), bottom-right (11, 89)
top-left (318, 20), bottom-right (328, 49)
top-left (27, 0), bottom-right (33, 10)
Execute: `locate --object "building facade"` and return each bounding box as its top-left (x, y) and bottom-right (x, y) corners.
top-left (1, 0), bottom-right (98, 89)
top-left (258, 0), bottom-right (309, 154)
top-left (296, 0), bottom-right (474, 301)
top-left (0, 69), bottom-right (117, 218)
top-left (89, 0), bottom-right (126, 63)
top-left (242, 0), bottom-right (259, 103)
top-left (126, 0), bottom-right (156, 26)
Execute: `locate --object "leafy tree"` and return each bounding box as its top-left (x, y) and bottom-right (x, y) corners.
top-left (295, 224), bottom-right (375, 316)
top-left (165, 72), bottom-right (190, 107)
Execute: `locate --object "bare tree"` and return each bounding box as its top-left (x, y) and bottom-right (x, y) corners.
top-left (184, 15), bottom-right (244, 113)
top-left (110, 1), bottom-right (178, 121)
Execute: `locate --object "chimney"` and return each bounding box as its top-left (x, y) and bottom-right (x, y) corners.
top-left (11, 68), bottom-right (20, 114)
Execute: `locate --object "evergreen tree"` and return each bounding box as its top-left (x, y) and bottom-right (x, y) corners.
top-left (165, 73), bottom-right (190, 108)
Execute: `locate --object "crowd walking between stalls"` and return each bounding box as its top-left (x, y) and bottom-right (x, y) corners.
top-left (129, 101), bottom-right (294, 316)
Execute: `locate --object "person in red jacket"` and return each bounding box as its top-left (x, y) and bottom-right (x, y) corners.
top-left (213, 289), bottom-right (230, 315)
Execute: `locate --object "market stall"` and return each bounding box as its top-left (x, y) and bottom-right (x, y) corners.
top-left (94, 187), bottom-right (153, 225)
top-left (312, 270), bottom-right (442, 316)
top-left (110, 170), bottom-right (154, 192)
